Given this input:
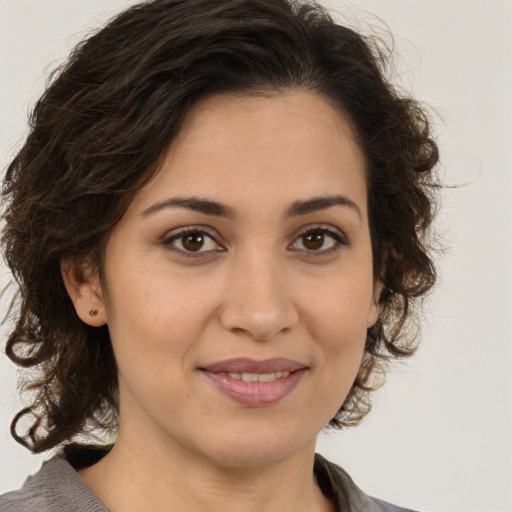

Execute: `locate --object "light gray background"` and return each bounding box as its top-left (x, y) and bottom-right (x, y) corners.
top-left (0, 1), bottom-right (511, 511)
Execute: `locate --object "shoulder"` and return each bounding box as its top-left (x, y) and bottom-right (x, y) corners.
top-left (314, 453), bottom-right (418, 512)
top-left (0, 456), bottom-right (106, 512)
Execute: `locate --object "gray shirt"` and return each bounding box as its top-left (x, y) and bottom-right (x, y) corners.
top-left (0, 452), bottom-right (417, 511)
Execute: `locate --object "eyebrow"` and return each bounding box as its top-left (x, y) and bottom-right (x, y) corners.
top-left (287, 195), bottom-right (361, 220)
top-left (141, 194), bottom-right (361, 220)
top-left (142, 196), bottom-right (236, 218)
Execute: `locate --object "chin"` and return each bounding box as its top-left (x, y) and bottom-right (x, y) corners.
top-left (206, 445), bottom-right (298, 470)
top-left (195, 422), bottom-right (316, 470)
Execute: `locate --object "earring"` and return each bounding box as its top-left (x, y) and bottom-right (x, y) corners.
top-left (89, 309), bottom-right (99, 317)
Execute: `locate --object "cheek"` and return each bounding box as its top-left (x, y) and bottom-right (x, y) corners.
top-left (305, 275), bottom-right (372, 372)
top-left (299, 288), bottom-right (369, 426)
top-left (308, 273), bottom-right (373, 336)
top-left (106, 267), bottom-right (219, 368)
top-left (105, 277), bottom-right (207, 415)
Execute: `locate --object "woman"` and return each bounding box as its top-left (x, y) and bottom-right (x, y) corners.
top-left (0, 0), bottom-right (439, 511)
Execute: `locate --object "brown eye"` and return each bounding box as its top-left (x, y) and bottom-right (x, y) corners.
top-left (291, 227), bottom-right (346, 255)
top-left (302, 232), bottom-right (325, 250)
top-left (182, 232), bottom-right (205, 252)
top-left (162, 228), bottom-right (221, 257)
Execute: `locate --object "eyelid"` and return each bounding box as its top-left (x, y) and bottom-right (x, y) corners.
top-left (160, 225), bottom-right (224, 257)
top-left (160, 223), bottom-right (349, 258)
top-left (289, 225), bottom-right (349, 256)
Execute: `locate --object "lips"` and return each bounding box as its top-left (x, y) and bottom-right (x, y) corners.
top-left (201, 357), bottom-right (306, 374)
top-left (199, 358), bottom-right (307, 406)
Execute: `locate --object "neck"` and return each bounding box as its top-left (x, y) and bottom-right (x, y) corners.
top-left (79, 426), bottom-right (332, 512)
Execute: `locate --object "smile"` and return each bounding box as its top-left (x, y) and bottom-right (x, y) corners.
top-left (216, 371), bottom-right (291, 382)
top-left (200, 358), bottom-right (307, 406)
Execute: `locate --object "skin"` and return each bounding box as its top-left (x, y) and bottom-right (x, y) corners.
top-left (62, 90), bottom-right (380, 512)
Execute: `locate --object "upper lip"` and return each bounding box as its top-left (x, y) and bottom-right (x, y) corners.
top-left (201, 358), bottom-right (307, 374)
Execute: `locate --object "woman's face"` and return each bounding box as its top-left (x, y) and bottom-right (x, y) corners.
top-left (97, 91), bottom-right (379, 468)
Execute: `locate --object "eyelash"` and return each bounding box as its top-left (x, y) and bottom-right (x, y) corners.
top-left (160, 225), bottom-right (348, 259)
top-left (290, 226), bottom-right (348, 256)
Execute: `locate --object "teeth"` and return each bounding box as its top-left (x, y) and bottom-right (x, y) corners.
top-left (223, 371), bottom-right (291, 382)
top-left (257, 373), bottom-right (275, 382)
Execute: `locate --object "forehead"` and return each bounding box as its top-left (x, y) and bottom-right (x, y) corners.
top-left (130, 90), bottom-right (368, 219)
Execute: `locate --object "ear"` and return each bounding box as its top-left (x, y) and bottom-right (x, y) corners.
top-left (61, 257), bottom-right (107, 327)
top-left (366, 279), bottom-right (383, 328)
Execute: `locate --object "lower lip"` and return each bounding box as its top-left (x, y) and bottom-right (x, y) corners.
top-left (201, 369), bottom-right (306, 406)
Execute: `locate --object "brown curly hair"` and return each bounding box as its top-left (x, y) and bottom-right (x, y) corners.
top-left (2, 0), bottom-right (439, 453)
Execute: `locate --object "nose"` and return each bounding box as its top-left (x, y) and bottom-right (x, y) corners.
top-left (218, 250), bottom-right (299, 341)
